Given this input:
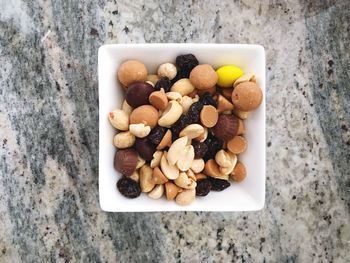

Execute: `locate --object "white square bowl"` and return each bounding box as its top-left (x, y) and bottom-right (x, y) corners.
top-left (98, 44), bottom-right (265, 212)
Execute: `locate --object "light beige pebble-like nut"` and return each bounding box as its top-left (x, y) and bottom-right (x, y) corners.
top-left (166, 91), bottom-right (182, 101)
top-left (122, 100), bottom-right (133, 115)
top-left (233, 73), bottom-right (256, 87)
top-left (160, 152), bottom-right (179, 180)
top-left (135, 156), bottom-right (146, 169)
top-left (171, 78), bottom-right (195, 96)
top-left (158, 100), bottom-right (183, 127)
top-left (232, 109), bottom-right (250, 119)
top-left (129, 123), bottom-right (151, 138)
top-left (215, 150), bottom-right (232, 168)
top-left (176, 145), bottom-right (195, 172)
top-left (148, 184), bottom-right (164, 199)
top-left (219, 153), bottom-right (237, 175)
top-left (190, 159), bottom-right (205, 173)
top-left (167, 136), bottom-right (188, 165)
top-left (158, 63), bottom-right (177, 80)
top-left (175, 189), bottom-right (195, 206)
top-left (179, 96), bottom-right (194, 113)
top-left (129, 170), bottom-right (139, 182)
top-left (109, 109), bottom-right (129, 131)
top-left (195, 127), bottom-right (208, 142)
top-left (174, 172), bottom-right (197, 189)
top-left (179, 124), bottom-right (204, 139)
top-left (150, 151), bottom-right (163, 168)
top-left (140, 165), bottom-right (155, 193)
top-left (113, 131), bottom-right (135, 149)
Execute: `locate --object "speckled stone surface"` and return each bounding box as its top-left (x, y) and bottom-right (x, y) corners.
top-left (0, 0), bottom-right (349, 262)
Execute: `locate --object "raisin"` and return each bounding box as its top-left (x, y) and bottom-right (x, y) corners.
top-left (148, 126), bottom-right (166, 145)
top-left (117, 177), bottom-right (141, 198)
top-left (155, 76), bottom-right (171, 92)
top-left (171, 69), bottom-right (188, 84)
top-left (171, 115), bottom-right (191, 136)
top-left (175, 54), bottom-right (199, 77)
top-left (203, 132), bottom-right (223, 161)
top-left (200, 92), bottom-right (217, 107)
top-left (192, 140), bottom-right (208, 159)
top-left (196, 179), bottom-right (211, 196)
top-left (187, 101), bottom-right (203, 123)
top-left (209, 177), bottom-right (230, 191)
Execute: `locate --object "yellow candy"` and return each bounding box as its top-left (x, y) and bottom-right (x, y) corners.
top-left (216, 65), bottom-right (244, 88)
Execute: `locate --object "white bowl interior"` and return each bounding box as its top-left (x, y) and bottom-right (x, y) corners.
top-left (99, 44), bottom-right (265, 212)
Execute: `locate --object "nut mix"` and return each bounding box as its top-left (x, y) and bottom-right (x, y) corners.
top-left (110, 55), bottom-right (263, 206)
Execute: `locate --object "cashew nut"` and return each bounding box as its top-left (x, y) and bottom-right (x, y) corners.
top-left (190, 159), bottom-right (205, 173)
top-left (179, 124), bottom-right (204, 139)
top-left (220, 153), bottom-right (237, 175)
top-left (129, 170), bottom-right (139, 182)
top-left (179, 95), bottom-right (194, 113)
top-left (195, 127), bottom-right (208, 142)
top-left (215, 150), bottom-right (232, 168)
top-left (129, 123), bottom-right (151, 138)
top-left (122, 100), bottom-right (133, 115)
top-left (171, 78), bottom-right (195, 96)
top-left (233, 73), bottom-right (256, 87)
top-left (160, 152), bottom-right (179, 180)
top-left (158, 63), bottom-right (177, 80)
top-left (175, 189), bottom-right (195, 206)
top-left (135, 156), bottom-right (146, 169)
top-left (158, 100), bottom-right (183, 127)
top-left (140, 165), bottom-right (155, 193)
top-left (167, 136), bottom-right (188, 165)
top-left (150, 151), bottom-right (163, 168)
top-left (113, 131), bottom-right (135, 149)
top-left (166, 91), bottom-right (182, 101)
top-left (176, 145), bottom-right (195, 172)
top-left (174, 172), bottom-right (197, 189)
top-left (148, 184), bottom-right (164, 199)
top-left (109, 109), bottom-right (129, 131)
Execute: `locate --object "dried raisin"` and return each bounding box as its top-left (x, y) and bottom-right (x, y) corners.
top-left (155, 76), bottom-right (171, 92)
top-left (196, 179), bottom-right (211, 196)
top-left (148, 126), bottom-right (166, 145)
top-left (187, 101), bottom-right (203, 123)
top-left (203, 131), bottom-right (223, 161)
top-left (117, 177), bottom-right (141, 198)
top-left (200, 92), bottom-right (217, 107)
top-left (171, 114), bottom-right (191, 136)
top-left (209, 177), bottom-right (230, 191)
top-left (192, 140), bottom-right (208, 159)
top-left (175, 54), bottom-right (199, 77)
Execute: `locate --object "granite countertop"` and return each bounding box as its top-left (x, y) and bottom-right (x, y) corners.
top-left (0, 0), bottom-right (349, 262)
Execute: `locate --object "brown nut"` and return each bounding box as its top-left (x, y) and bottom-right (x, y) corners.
top-left (149, 89), bottom-right (168, 110)
top-left (126, 82), bottom-right (154, 108)
top-left (171, 78), bottom-right (195, 96)
top-left (140, 165), bottom-right (155, 193)
top-left (196, 86), bottom-right (216, 96)
top-left (157, 129), bottom-right (172, 150)
top-left (230, 161), bottom-right (246, 182)
top-left (114, 148), bottom-right (138, 176)
top-left (117, 60), bottom-right (148, 87)
top-left (212, 114), bottom-right (239, 141)
top-left (200, 105), bottom-right (218, 128)
top-left (232, 109), bottom-right (250, 120)
top-left (175, 189), bottom-right (195, 206)
top-left (237, 119), bottom-right (245, 135)
top-left (227, 136), bottom-right (247, 154)
top-left (195, 173), bottom-right (207, 181)
top-left (189, 64), bottom-right (218, 90)
top-left (109, 109), bottom-right (129, 131)
top-left (231, 81), bottom-right (263, 111)
top-left (113, 131), bottom-right (135, 149)
top-left (222, 88), bottom-right (233, 100)
top-left (146, 74), bottom-right (160, 86)
top-left (233, 73), bottom-right (256, 88)
top-left (217, 94), bottom-right (234, 113)
top-left (129, 105), bottom-right (159, 129)
top-left (152, 167), bottom-right (169, 184)
top-left (165, 182), bottom-right (182, 200)
top-left (134, 137), bottom-right (156, 162)
top-left (203, 159), bottom-right (226, 179)
top-left (148, 184), bottom-right (164, 199)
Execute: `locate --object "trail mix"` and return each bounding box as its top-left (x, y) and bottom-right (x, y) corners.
top-left (109, 54), bottom-right (263, 206)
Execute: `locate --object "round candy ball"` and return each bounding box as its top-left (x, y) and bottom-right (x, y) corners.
top-left (216, 65), bottom-right (243, 88)
top-left (189, 64), bottom-right (218, 90)
top-left (231, 81), bottom-right (263, 111)
top-left (126, 82), bottom-right (154, 108)
top-left (129, 105), bottom-right (159, 129)
top-left (117, 60), bottom-right (148, 87)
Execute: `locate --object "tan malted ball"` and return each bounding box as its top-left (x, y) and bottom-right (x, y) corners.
top-left (189, 64), bottom-right (218, 90)
top-left (117, 60), bottom-right (148, 87)
top-left (231, 81), bottom-right (263, 111)
top-left (129, 105), bottom-right (159, 128)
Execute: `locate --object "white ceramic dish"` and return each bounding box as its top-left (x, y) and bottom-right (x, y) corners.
top-left (98, 44), bottom-right (265, 212)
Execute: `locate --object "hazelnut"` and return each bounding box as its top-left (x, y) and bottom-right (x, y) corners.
top-left (171, 78), bottom-right (195, 96)
top-left (231, 81), bottom-right (263, 111)
top-left (108, 109), bottom-right (129, 131)
top-left (157, 63), bottom-right (177, 80)
top-left (227, 136), bottom-right (247, 154)
top-left (113, 131), bottom-right (135, 149)
top-left (189, 64), bottom-right (218, 90)
top-left (212, 114), bottom-right (239, 141)
top-left (125, 82), bottom-right (154, 108)
top-left (200, 105), bottom-right (218, 128)
top-left (129, 105), bottom-right (159, 129)
top-left (149, 89), bottom-right (168, 110)
top-left (117, 60), bottom-right (148, 87)
top-left (114, 148), bottom-right (138, 176)
top-left (230, 161), bottom-right (246, 182)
